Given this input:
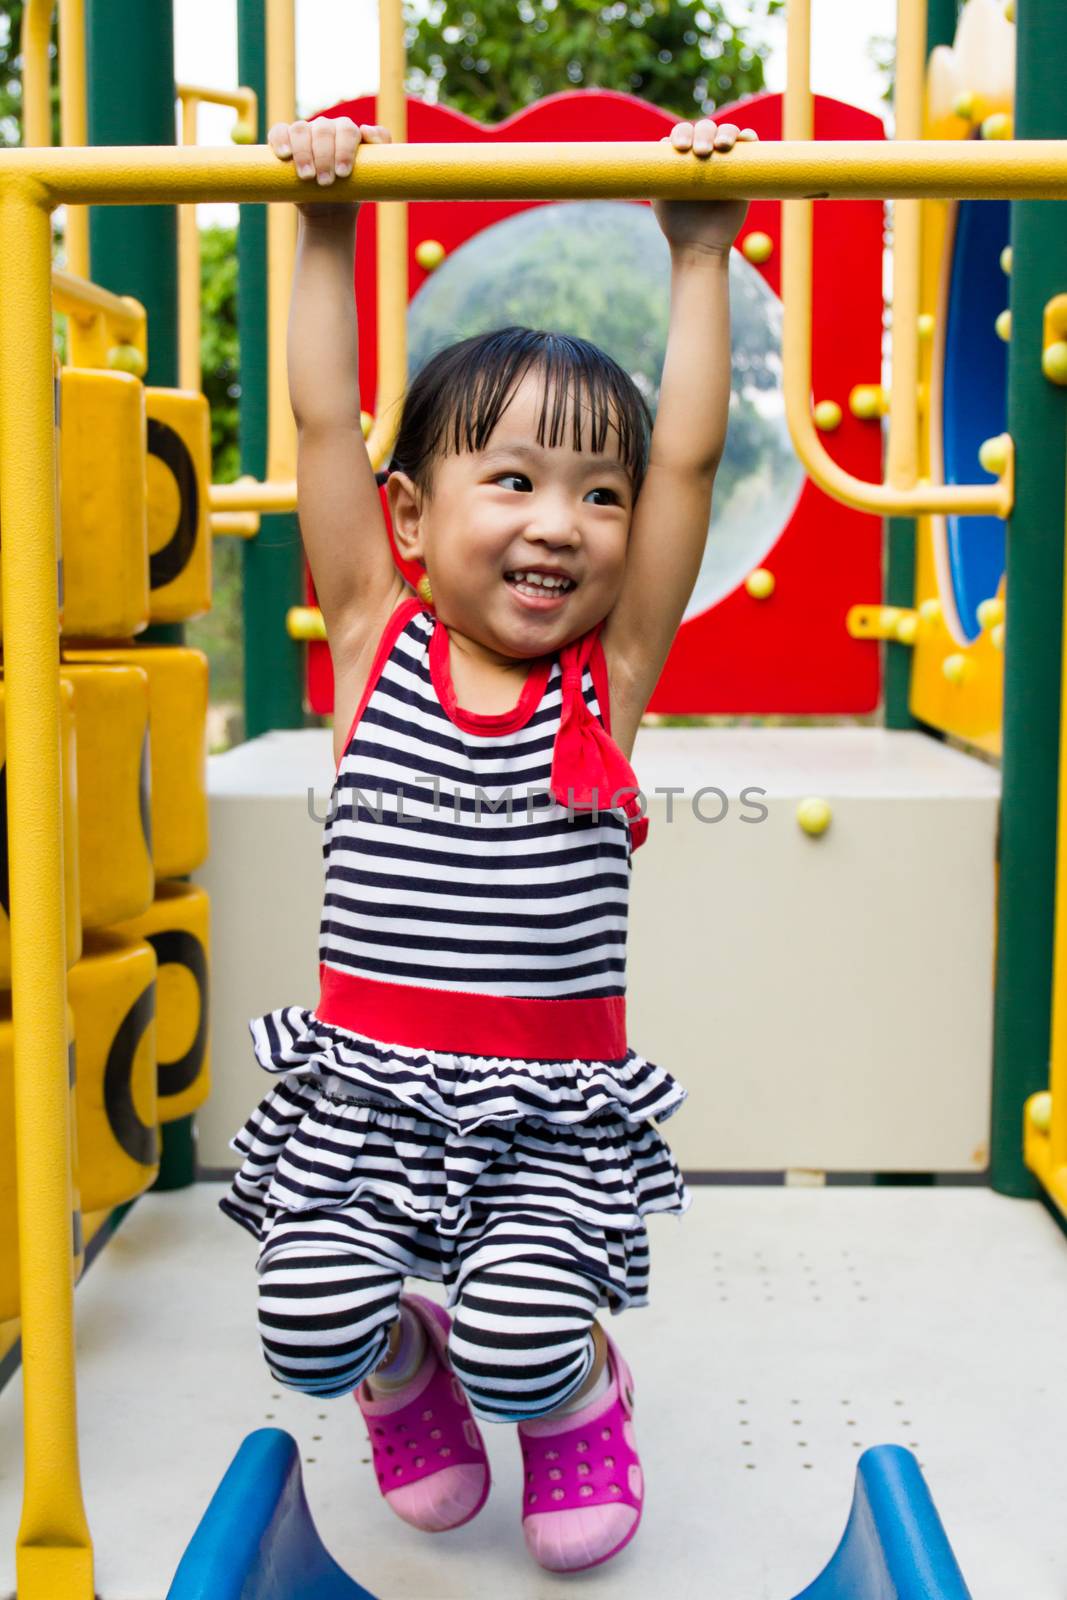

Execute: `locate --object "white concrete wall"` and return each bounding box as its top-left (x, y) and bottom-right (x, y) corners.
top-left (193, 728), bottom-right (1000, 1174)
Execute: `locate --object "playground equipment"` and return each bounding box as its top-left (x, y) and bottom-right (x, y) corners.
top-left (1, 0), bottom-right (1066, 1594)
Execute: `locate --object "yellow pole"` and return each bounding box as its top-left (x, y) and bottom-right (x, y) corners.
top-left (368, 0), bottom-right (408, 472)
top-left (58, 0), bottom-right (89, 276)
top-left (178, 92), bottom-right (202, 392)
top-left (781, 0), bottom-right (1011, 517)
top-left (266, 0), bottom-right (297, 483)
top-left (1048, 472), bottom-right (1067, 1180)
top-left (20, 0), bottom-right (52, 150)
top-left (885, 0), bottom-right (924, 490)
top-left (0, 180), bottom-right (93, 1600)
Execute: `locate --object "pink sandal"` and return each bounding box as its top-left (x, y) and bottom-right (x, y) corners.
top-left (517, 1328), bottom-right (643, 1572)
top-left (355, 1292), bottom-right (491, 1533)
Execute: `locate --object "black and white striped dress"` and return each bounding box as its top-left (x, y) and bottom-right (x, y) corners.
top-left (221, 595), bottom-right (689, 1314)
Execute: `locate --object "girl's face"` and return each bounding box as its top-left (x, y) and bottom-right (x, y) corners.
top-left (388, 370), bottom-right (635, 662)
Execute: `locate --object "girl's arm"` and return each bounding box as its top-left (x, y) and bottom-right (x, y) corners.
top-left (271, 119), bottom-right (403, 656)
top-left (599, 117), bottom-right (755, 736)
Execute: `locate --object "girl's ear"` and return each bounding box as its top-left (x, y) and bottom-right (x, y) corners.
top-left (386, 470), bottom-right (424, 562)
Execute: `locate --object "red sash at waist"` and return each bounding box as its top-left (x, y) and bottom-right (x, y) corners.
top-left (316, 963), bottom-right (627, 1062)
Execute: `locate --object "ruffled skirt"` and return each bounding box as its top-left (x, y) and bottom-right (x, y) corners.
top-left (220, 1005), bottom-right (691, 1313)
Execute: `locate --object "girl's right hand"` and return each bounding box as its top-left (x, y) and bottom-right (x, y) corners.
top-left (267, 117), bottom-right (392, 219)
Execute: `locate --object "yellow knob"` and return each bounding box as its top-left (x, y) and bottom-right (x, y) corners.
top-left (231, 121), bottom-right (256, 145)
top-left (1004, 0), bottom-right (1015, 20)
top-left (1042, 341), bottom-right (1067, 386)
top-left (415, 239), bottom-right (446, 271)
top-left (978, 433), bottom-right (1010, 476)
top-left (952, 91), bottom-right (975, 121)
top-left (360, 410), bottom-right (374, 438)
top-left (741, 230), bottom-right (773, 265)
top-left (797, 797), bottom-right (832, 837)
top-left (976, 596), bottom-right (1005, 630)
top-left (1029, 1091), bottom-right (1052, 1132)
top-left (895, 614), bottom-right (918, 645)
top-left (1000, 245), bottom-right (1012, 276)
top-left (919, 597), bottom-right (942, 623)
top-left (813, 399), bottom-right (842, 432)
top-left (995, 309), bottom-right (1012, 342)
top-left (991, 622), bottom-right (1005, 651)
top-left (981, 112), bottom-right (1013, 140)
top-left (107, 343), bottom-right (147, 377)
top-left (942, 653), bottom-right (967, 684)
top-left (917, 313), bottom-right (935, 341)
top-left (745, 568), bottom-right (775, 600)
top-left (849, 384), bottom-right (886, 420)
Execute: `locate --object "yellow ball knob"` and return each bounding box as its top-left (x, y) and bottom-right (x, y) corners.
top-left (813, 399), bottom-right (842, 432)
top-left (745, 567), bottom-right (775, 600)
top-left (1029, 1091), bottom-right (1052, 1133)
top-left (977, 596), bottom-right (1005, 630)
top-left (231, 121), bottom-right (256, 145)
top-left (1042, 341), bottom-right (1067, 385)
top-left (895, 614), bottom-right (918, 645)
top-left (741, 230), bottom-right (774, 265)
top-left (1004, 0), bottom-right (1015, 19)
top-left (919, 597), bottom-right (942, 623)
top-left (995, 309), bottom-right (1012, 342)
top-left (978, 433), bottom-right (1010, 476)
top-left (1000, 245), bottom-right (1012, 276)
top-left (981, 112), bottom-right (1013, 140)
top-left (991, 622), bottom-right (1005, 650)
top-left (942, 653), bottom-right (967, 684)
top-left (107, 343), bottom-right (147, 377)
top-left (415, 239), bottom-right (446, 271)
top-left (952, 91), bottom-right (975, 121)
top-left (849, 384), bottom-right (886, 420)
top-left (796, 797), bottom-right (832, 837)
top-left (917, 313), bottom-right (935, 341)
top-left (360, 410), bottom-right (374, 438)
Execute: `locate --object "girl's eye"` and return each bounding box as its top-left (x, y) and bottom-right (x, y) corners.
top-left (495, 472), bottom-right (532, 491)
top-left (585, 487), bottom-right (621, 506)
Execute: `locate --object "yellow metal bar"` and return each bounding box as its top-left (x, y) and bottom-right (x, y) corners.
top-left (178, 92), bottom-right (202, 393)
top-left (885, 0), bottom-right (924, 490)
top-left (58, 0), bottom-right (89, 276)
top-left (211, 477), bottom-right (296, 511)
top-left (3, 139), bottom-right (1067, 208)
top-left (211, 510), bottom-right (262, 537)
top-left (368, 0), bottom-right (408, 473)
top-left (266, 0), bottom-right (297, 483)
top-left (21, 0), bottom-right (52, 150)
top-left (0, 180), bottom-right (93, 1600)
top-left (783, 0), bottom-right (1012, 518)
top-left (176, 84), bottom-right (260, 392)
top-left (52, 268), bottom-right (147, 373)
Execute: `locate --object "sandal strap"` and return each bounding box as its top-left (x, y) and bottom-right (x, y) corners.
top-left (519, 1333), bottom-right (642, 1517)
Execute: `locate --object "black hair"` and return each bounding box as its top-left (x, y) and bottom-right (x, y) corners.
top-left (374, 326), bottom-right (653, 501)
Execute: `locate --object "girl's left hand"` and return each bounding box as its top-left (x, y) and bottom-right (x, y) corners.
top-left (651, 117), bottom-right (759, 256)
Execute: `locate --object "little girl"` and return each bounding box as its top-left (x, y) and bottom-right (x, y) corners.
top-left (222, 110), bottom-right (755, 1575)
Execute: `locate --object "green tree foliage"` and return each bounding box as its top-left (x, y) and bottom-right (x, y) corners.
top-left (0, 2), bottom-right (59, 147)
top-left (404, 0), bottom-right (782, 124)
top-left (199, 223), bottom-right (241, 485)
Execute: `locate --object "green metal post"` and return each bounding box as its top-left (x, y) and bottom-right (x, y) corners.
top-left (884, 0), bottom-right (958, 733)
top-left (238, 0), bottom-right (307, 740)
top-left (990, 0), bottom-right (1067, 1194)
top-left (86, 0), bottom-right (194, 1185)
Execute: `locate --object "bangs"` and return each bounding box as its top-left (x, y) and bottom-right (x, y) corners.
top-left (388, 327), bottom-right (653, 498)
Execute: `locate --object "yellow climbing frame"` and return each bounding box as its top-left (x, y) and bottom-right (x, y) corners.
top-left (4, 139), bottom-right (1067, 1600)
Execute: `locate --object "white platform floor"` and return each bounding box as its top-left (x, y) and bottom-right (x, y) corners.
top-left (0, 1183), bottom-right (1065, 1600)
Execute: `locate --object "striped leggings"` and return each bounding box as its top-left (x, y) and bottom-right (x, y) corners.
top-left (258, 1246), bottom-right (601, 1423)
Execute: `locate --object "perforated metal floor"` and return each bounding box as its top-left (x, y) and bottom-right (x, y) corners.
top-left (0, 1184), bottom-right (1063, 1598)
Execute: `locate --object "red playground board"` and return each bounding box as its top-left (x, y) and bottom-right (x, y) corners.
top-left (303, 89), bottom-right (885, 718)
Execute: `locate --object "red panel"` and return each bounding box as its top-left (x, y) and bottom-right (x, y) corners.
top-left (301, 89), bottom-right (885, 718)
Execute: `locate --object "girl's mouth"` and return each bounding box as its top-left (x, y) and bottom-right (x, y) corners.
top-left (504, 570), bottom-right (576, 607)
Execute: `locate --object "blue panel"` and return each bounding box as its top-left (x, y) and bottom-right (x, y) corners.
top-left (942, 196), bottom-right (1010, 641)
top-left (792, 1446), bottom-right (973, 1600)
top-left (166, 1429), bottom-right (378, 1600)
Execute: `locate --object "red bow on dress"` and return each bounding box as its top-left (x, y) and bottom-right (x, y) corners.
top-left (549, 626), bottom-right (649, 851)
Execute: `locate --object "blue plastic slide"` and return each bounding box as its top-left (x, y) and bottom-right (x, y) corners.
top-left (167, 1432), bottom-right (972, 1599)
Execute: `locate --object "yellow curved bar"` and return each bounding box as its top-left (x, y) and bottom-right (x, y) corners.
top-left (367, 0), bottom-right (409, 474)
top-left (53, 269), bottom-right (147, 370)
top-left (0, 183), bottom-right (94, 1600)
top-left (782, 0), bottom-right (1012, 518)
top-left (885, 0), bottom-right (924, 490)
top-left (58, 0), bottom-right (89, 276)
top-left (266, 0), bottom-right (297, 483)
top-left (177, 84), bottom-right (260, 392)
